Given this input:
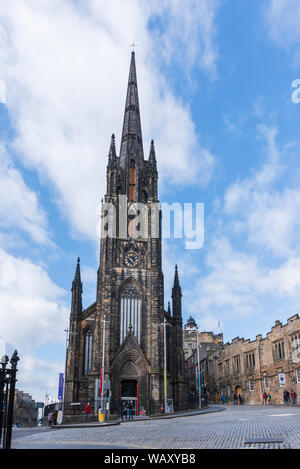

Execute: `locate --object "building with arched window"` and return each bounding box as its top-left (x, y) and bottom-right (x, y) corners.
top-left (64, 52), bottom-right (186, 416)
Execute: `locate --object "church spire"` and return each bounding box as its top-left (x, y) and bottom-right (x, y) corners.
top-left (71, 257), bottom-right (82, 317)
top-left (172, 264), bottom-right (182, 320)
top-left (108, 133), bottom-right (117, 163)
top-left (149, 139), bottom-right (156, 165)
top-left (173, 264), bottom-right (180, 289)
top-left (119, 51), bottom-right (144, 168)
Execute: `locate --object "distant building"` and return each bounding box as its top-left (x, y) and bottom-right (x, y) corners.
top-left (13, 390), bottom-right (38, 427)
top-left (183, 315), bottom-right (223, 360)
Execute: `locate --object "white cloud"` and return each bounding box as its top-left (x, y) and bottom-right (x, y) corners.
top-left (0, 249), bottom-right (69, 352)
top-left (18, 354), bottom-right (64, 402)
top-left (224, 124), bottom-right (300, 257)
top-left (0, 0), bottom-right (218, 241)
top-left (147, 0), bottom-right (220, 79)
top-left (263, 0), bottom-right (300, 48)
top-left (0, 144), bottom-right (50, 245)
top-left (185, 236), bottom-right (300, 331)
top-left (182, 122), bottom-right (300, 332)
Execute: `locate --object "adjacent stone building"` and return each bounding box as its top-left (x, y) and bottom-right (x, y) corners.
top-left (183, 316), bottom-right (223, 360)
top-left (201, 314), bottom-right (300, 405)
top-left (13, 390), bottom-right (38, 427)
top-left (64, 52), bottom-right (186, 416)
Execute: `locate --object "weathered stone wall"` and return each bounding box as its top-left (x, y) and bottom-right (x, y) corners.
top-left (206, 314), bottom-right (300, 405)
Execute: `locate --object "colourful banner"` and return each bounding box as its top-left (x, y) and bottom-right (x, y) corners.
top-left (100, 366), bottom-right (103, 396)
top-left (58, 373), bottom-right (64, 400)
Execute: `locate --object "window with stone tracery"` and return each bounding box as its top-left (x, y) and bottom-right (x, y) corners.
top-left (84, 330), bottom-right (93, 374)
top-left (119, 283), bottom-right (141, 344)
top-left (129, 160), bottom-right (136, 202)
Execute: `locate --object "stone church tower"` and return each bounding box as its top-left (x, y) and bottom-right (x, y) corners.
top-left (64, 52), bottom-right (186, 415)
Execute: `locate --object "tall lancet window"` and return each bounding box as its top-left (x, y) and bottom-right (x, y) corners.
top-left (84, 330), bottom-right (93, 374)
top-left (119, 283), bottom-right (141, 344)
top-left (129, 160), bottom-right (136, 202)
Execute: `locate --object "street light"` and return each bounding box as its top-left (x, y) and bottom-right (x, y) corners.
top-left (164, 317), bottom-right (167, 414)
top-left (196, 327), bottom-right (202, 409)
top-left (100, 315), bottom-right (109, 421)
top-left (60, 328), bottom-right (69, 421)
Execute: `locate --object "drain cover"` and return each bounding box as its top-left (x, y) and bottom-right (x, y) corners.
top-left (245, 438), bottom-right (284, 444)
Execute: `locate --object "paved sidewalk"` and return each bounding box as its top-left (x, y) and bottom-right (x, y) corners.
top-left (53, 405), bottom-right (225, 429)
top-left (11, 405), bottom-right (300, 449)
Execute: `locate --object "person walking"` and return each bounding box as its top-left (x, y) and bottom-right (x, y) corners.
top-left (121, 402), bottom-right (127, 421)
top-left (47, 411), bottom-right (53, 427)
top-left (263, 392), bottom-right (268, 405)
top-left (291, 390), bottom-right (296, 406)
top-left (233, 392), bottom-right (238, 405)
top-left (85, 401), bottom-right (91, 423)
top-left (267, 393), bottom-right (272, 405)
top-left (128, 401), bottom-right (134, 420)
top-left (283, 390), bottom-right (290, 405)
top-left (238, 394), bottom-right (243, 405)
top-left (53, 409), bottom-right (58, 426)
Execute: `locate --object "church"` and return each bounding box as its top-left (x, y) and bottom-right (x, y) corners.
top-left (64, 52), bottom-right (186, 416)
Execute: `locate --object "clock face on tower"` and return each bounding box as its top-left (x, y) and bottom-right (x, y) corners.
top-left (124, 252), bottom-right (138, 268)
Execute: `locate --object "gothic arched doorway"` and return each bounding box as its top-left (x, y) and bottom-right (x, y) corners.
top-left (111, 345), bottom-right (149, 415)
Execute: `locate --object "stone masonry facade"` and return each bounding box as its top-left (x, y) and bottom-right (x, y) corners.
top-left (64, 52), bottom-right (186, 417)
top-left (183, 314), bottom-right (300, 406)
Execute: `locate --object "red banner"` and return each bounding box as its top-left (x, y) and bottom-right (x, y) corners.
top-left (100, 366), bottom-right (103, 397)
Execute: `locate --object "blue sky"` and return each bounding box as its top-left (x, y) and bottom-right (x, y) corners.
top-left (0, 0), bottom-right (300, 401)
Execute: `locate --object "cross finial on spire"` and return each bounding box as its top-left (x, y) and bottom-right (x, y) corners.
top-left (129, 42), bottom-right (137, 52)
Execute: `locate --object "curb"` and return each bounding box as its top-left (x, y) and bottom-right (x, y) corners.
top-left (150, 406), bottom-right (226, 420)
top-left (51, 421), bottom-right (121, 430)
top-left (50, 406), bottom-right (226, 429)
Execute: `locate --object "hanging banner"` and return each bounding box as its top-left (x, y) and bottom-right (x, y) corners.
top-left (100, 366), bottom-right (103, 397)
top-left (164, 368), bottom-right (167, 408)
top-left (278, 373), bottom-right (285, 387)
top-left (58, 373), bottom-right (64, 400)
top-left (57, 410), bottom-right (63, 425)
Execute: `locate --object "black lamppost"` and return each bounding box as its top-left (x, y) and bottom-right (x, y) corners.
top-left (4, 351), bottom-right (19, 449)
top-left (0, 351), bottom-right (20, 449)
top-left (0, 355), bottom-right (9, 444)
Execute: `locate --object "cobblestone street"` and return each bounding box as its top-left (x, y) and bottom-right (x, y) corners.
top-left (11, 405), bottom-right (300, 449)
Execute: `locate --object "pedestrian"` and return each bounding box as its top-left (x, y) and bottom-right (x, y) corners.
top-left (221, 394), bottom-right (226, 404)
top-left (121, 402), bottom-right (127, 421)
top-left (85, 401), bottom-right (91, 423)
top-left (291, 390), bottom-right (296, 406)
top-left (283, 390), bottom-right (290, 405)
top-left (47, 411), bottom-right (53, 427)
top-left (53, 409), bottom-right (58, 425)
top-left (267, 393), bottom-right (272, 405)
top-left (128, 401), bottom-right (134, 420)
top-left (233, 392), bottom-right (238, 405)
top-left (238, 394), bottom-right (243, 405)
top-left (263, 391), bottom-right (268, 405)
